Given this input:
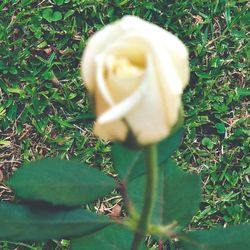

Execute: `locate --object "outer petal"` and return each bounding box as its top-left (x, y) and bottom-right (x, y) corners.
top-left (94, 120), bottom-right (128, 142)
top-left (124, 55), bottom-right (169, 145)
top-left (94, 87), bottom-right (110, 117)
top-left (94, 83), bottom-right (128, 142)
top-left (118, 16), bottom-right (189, 87)
top-left (97, 77), bottom-right (147, 124)
top-left (81, 21), bottom-right (122, 92)
top-left (150, 43), bottom-right (183, 127)
top-left (95, 53), bottom-right (115, 106)
top-left (158, 33), bottom-right (189, 88)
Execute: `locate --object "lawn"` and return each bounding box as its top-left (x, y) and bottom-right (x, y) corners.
top-left (0, 0), bottom-right (249, 249)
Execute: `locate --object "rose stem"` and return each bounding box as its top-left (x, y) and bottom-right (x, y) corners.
top-left (130, 144), bottom-right (158, 250)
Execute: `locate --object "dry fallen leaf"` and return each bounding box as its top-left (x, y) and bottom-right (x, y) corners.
top-left (109, 204), bottom-right (122, 219)
top-left (44, 47), bottom-right (52, 55)
top-left (0, 170), bottom-right (4, 182)
top-left (51, 76), bottom-right (60, 86)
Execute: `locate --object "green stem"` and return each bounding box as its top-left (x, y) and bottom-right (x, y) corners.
top-left (130, 144), bottom-right (158, 250)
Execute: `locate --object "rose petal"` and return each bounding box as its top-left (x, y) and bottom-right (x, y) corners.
top-left (94, 119), bottom-right (128, 142)
top-left (150, 44), bottom-right (183, 126)
top-left (117, 15), bottom-right (189, 87)
top-left (94, 37), bottom-right (146, 106)
top-left (96, 54), bottom-right (114, 106)
top-left (95, 87), bottom-right (110, 117)
top-left (158, 34), bottom-right (189, 88)
top-left (81, 22), bottom-right (122, 92)
top-left (124, 55), bottom-right (169, 145)
top-left (95, 37), bottom-right (147, 118)
top-left (104, 44), bottom-right (145, 102)
top-left (97, 76), bottom-right (147, 124)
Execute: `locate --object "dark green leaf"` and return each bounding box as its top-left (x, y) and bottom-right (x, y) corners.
top-left (181, 224), bottom-right (250, 250)
top-left (8, 158), bottom-right (115, 206)
top-left (157, 128), bottom-right (184, 163)
top-left (0, 202), bottom-right (111, 241)
top-left (112, 128), bottom-right (184, 182)
top-left (128, 160), bottom-right (201, 231)
top-left (71, 224), bottom-right (146, 250)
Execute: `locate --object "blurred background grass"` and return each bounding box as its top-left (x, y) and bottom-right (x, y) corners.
top-left (0, 0), bottom-right (249, 249)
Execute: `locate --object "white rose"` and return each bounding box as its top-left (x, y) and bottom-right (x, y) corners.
top-left (81, 15), bottom-right (189, 145)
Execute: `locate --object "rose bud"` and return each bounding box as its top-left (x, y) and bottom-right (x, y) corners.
top-left (81, 15), bottom-right (189, 146)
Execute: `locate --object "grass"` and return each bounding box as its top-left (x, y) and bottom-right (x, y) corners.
top-left (0, 0), bottom-right (249, 249)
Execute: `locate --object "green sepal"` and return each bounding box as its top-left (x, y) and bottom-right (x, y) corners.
top-left (112, 127), bottom-right (184, 183)
top-left (127, 160), bottom-right (201, 232)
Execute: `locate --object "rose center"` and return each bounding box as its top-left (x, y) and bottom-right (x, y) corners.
top-left (108, 56), bottom-right (144, 78)
top-left (105, 55), bottom-right (145, 102)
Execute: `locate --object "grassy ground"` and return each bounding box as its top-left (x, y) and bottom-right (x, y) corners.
top-left (0, 0), bottom-right (249, 249)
